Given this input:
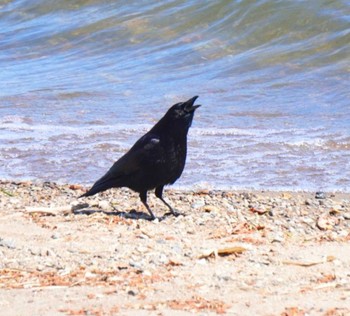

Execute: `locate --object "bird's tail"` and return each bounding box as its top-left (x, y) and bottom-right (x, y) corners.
top-left (79, 174), bottom-right (117, 198)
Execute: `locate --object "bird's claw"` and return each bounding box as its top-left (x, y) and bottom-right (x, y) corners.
top-left (168, 209), bottom-right (184, 217)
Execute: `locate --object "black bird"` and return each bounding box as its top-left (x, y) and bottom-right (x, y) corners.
top-left (80, 96), bottom-right (201, 219)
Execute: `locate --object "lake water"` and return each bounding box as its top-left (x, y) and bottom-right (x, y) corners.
top-left (0, 0), bottom-right (349, 191)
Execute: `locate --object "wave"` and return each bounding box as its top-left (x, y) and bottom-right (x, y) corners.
top-left (1, 0), bottom-right (349, 191)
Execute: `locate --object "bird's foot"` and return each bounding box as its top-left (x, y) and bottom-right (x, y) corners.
top-left (148, 214), bottom-right (157, 221)
top-left (167, 209), bottom-right (184, 217)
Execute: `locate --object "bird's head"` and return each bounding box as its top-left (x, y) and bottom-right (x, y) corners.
top-left (165, 96), bottom-right (201, 127)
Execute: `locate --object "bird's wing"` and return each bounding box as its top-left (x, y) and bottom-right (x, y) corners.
top-left (106, 133), bottom-right (162, 177)
top-left (80, 133), bottom-right (163, 197)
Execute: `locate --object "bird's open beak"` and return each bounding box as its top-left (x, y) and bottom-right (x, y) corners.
top-left (184, 96), bottom-right (201, 112)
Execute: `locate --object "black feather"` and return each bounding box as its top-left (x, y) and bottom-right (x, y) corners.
top-left (80, 96), bottom-right (201, 219)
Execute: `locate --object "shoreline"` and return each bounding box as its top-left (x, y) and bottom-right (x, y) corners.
top-left (1, 180), bottom-right (350, 315)
top-left (2, 178), bottom-right (350, 194)
top-left (0, 180), bottom-right (350, 218)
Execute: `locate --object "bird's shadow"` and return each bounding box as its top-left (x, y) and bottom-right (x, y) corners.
top-left (72, 207), bottom-right (168, 222)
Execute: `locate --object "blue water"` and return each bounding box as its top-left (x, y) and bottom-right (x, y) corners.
top-left (0, 0), bottom-right (349, 191)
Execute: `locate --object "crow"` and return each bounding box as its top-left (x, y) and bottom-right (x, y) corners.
top-left (80, 96), bottom-right (201, 219)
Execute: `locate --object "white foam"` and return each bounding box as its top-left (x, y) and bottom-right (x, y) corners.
top-left (1, 121), bottom-right (349, 192)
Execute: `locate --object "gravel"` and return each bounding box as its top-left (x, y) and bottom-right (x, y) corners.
top-left (0, 180), bottom-right (350, 315)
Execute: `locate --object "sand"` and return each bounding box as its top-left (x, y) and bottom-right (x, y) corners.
top-left (0, 180), bottom-right (350, 316)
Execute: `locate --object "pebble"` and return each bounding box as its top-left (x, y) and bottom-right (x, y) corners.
top-left (171, 244), bottom-right (183, 254)
top-left (129, 261), bottom-right (143, 270)
top-left (315, 191), bottom-right (326, 199)
top-left (202, 205), bottom-right (219, 213)
top-left (46, 249), bottom-right (56, 257)
top-left (142, 270), bottom-right (152, 277)
top-left (51, 233), bottom-right (61, 239)
top-left (0, 238), bottom-right (16, 249)
top-left (98, 200), bottom-right (110, 210)
top-left (343, 213), bottom-right (350, 220)
top-left (136, 246), bottom-right (148, 253)
top-left (158, 254), bottom-right (168, 264)
top-left (215, 273), bottom-right (233, 282)
top-left (191, 200), bottom-right (205, 209)
top-left (316, 215), bottom-right (339, 231)
top-left (242, 199), bottom-right (249, 207)
top-left (36, 265), bottom-right (44, 271)
top-left (29, 248), bottom-right (40, 256)
top-left (270, 233), bottom-right (284, 243)
top-left (302, 217), bottom-right (314, 224)
top-left (305, 199), bottom-right (314, 206)
top-left (127, 290), bottom-right (137, 296)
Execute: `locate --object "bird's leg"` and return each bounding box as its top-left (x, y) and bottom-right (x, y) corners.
top-left (139, 191), bottom-right (156, 220)
top-left (155, 186), bottom-right (180, 217)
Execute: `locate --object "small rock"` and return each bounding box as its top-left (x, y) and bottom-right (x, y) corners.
top-left (85, 271), bottom-right (96, 279)
top-left (216, 273), bottom-right (233, 282)
top-left (129, 261), bottom-right (143, 270)
top-left (202, 205), bottom-right (219, 213)
top-left (71, 203), bottom-right (89, 212)
top-left (191, 199), bottom-right (205, 209)
top-left (29, 248), bottom-right (40, 256)
top-left (31, 248), bottom-right (55, 257)
top-left (337, 229), bottom-right (349, 237)
top-left (270, 233), bottom-right (284, 243)
top-left (9, 198), bottom-right (21, 205)
top-left (142, 270), bottom-right (152, 277)
top-left (250, 207), bottom-right (268, 215)
top-left (135, 246), bottom-right (148, 253)
top-left (69, 184), bottom-right (83, 191)
top-left (242, 199), bottom-right (249, 207)
top-left (98, 200), bottom-right (110, 210)
top-left (343, 213), bottom-right (350, 220)
top-left (36, 265), bottom-right (44, 271)
top-left (127, 290), bottom-right (137, 296)
top-left (0, 238), bottom-right (16, 249)
top-left (305, 199), bottom-right (315, 206)
top-left (302, 217), bottom-right (314, 224)
top-left (51, 233), bottom-right (61, 239)
top-left (282, 193), bottom-right (292, 199)
top-left (158, 254), bottom-right (168, 264)
top-left (316, 215), bottom-right (339, 230)
top-left (45, 249), bottom-right (56, 257)
top-left (315, 191), bottom-right (326, 199)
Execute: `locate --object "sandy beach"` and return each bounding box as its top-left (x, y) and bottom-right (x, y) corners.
top-left (0, 180), bottom-right (349, 315)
